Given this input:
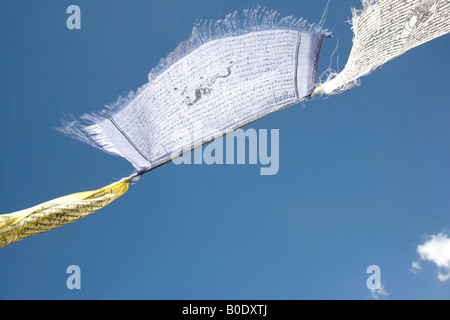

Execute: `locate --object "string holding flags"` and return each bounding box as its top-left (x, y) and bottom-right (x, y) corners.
top-left (1, 1), bottom-right (448, 249)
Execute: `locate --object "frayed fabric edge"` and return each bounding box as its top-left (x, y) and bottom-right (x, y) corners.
top-left (56, 86), bottom-right (149, 164)
top-left (148, 5), bottom-right (332, 82)
top-left (313, 0), bottom-right (378, 95)
top-left (57, 113), bottom-right (124, 159)
top-left (57, 6), bottom-right (331, 164)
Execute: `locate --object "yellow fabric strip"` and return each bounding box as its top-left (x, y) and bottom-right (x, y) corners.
top-left (0, 178), bottom-right (129, 249)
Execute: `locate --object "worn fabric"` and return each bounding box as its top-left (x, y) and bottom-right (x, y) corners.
top-left (59, 8), bottom-right (330, 171)
top-left (316, 0), bottom-right (450, 95)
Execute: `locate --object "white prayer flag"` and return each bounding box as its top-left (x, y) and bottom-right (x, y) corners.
top-left (60, 8), bottom-right (330, 171)
top-left (316, 0), bottom-right (450, 94)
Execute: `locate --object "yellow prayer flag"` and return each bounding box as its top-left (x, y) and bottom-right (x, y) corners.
top-left (0, 178), bottom-right (129, 249)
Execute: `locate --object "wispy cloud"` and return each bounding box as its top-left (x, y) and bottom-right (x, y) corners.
top-left (410, 260), bottom-right (422, 274)
top-left (411, 232), bottom-right (450, 282)
top-left (369, 282), bottom-right (389, 299)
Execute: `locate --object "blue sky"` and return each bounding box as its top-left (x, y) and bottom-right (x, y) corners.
top-left (0, 0), bottom-right (449, 300)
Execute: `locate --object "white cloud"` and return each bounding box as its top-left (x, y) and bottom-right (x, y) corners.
top-left (410, 260), bottom-right (422, 274)
top-left (411, 232), bottom-right (450, 282)
top-left (437, 272), bottom-right (450, 282)
top-left (369, 283), bottom-right (389, 299)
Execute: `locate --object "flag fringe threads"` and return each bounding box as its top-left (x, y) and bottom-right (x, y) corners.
top-left (314, 0), bottom-right (382, 94)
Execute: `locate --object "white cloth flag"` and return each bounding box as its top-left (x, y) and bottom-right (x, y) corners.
top-left (60, 8), bottom-right (329, 172)
top-left (316, 0), bottom-right (450, 94)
